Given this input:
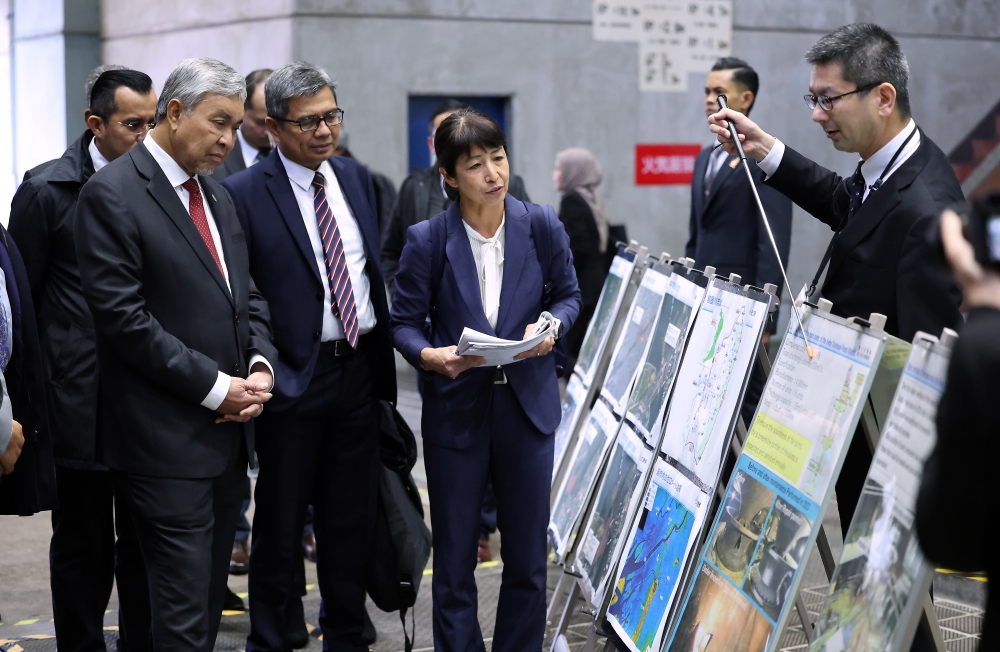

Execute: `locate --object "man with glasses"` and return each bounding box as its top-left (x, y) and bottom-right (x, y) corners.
top-left (9, 67), bottom-right (156, 652)
top-left (709, 24), bottom-right (962, 533)
top-left (221, 62), bottom-right (396, 652)
top-left (212, 69), bottom-right (273, 182)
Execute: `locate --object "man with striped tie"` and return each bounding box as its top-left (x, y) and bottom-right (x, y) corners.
top-left (221, 62), bottom-right (397, 652)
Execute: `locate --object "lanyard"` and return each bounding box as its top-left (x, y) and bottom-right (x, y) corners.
top-left (806, 126), bottom-right (918, 298)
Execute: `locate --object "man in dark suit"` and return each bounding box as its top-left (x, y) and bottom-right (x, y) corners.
top-left (688, 56), bottom-right (792, 428)
top-left (381, 99), bottom-right (531, 295)
top-left (9, 67), bottom-right (157, 652)
top-left (710, 24), bottom-right (963, 534)
top-left (211, 69), bottom-right (272, 182)
top-left (221, 62), bottom-right (396, 652)
top-left (75, 57), bottom-right (277, 651)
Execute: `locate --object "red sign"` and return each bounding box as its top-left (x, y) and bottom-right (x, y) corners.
top-left (635, 144), bottom-right (702, 185)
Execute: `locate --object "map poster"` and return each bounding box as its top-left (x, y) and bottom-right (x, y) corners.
top-left (576, 253), bottom-right (636, 387)
top-left (606, 458), bottom-right (708, 652)
top-left (549, 399), bottom-right (621, 560)
top-left (625, 270), bottom-right (705, 444)
top-left (577, 424), bottom-right (655, 605)
top-left (601, 267), bottom-right (670, 416)
top-left (808, 335), bottom-right (952, 652)
top-left (553, 373), bottom-right (590, 482)
top-left (659, 279), bottom-right (768, 490)
top-left (666, 309), bottom-right (888, 652)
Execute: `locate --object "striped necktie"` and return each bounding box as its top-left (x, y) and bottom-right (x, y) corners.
top-left (312, 171), bottom-right (359, 348)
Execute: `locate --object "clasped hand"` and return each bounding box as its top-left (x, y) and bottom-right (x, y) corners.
top-left (0, 420), bottom-right (24, 474)
top-left (216, 364), bottom-right (273, 423)
top-left (420, 324), bottom-right (555, 379)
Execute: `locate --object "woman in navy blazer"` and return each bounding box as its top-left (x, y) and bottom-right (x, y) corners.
top-left (390, 111), bottom-right (581, 652)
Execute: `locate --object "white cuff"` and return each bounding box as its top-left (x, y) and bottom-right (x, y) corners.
top-left (757, 138), bottom-right (785, 178)
top-left (248, 354), bottom-right (275, 391)
top-left (201, 371), bottom-right (231, 411)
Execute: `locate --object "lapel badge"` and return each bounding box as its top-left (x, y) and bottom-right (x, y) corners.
top-left (729, 158), bottom-right (739, 169)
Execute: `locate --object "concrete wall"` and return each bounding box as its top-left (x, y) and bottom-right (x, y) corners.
top-left (60, 0), bottom-right (1000, 327)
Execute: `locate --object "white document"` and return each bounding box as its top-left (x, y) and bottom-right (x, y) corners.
top-left (456, 315), bottom-right (557, 367)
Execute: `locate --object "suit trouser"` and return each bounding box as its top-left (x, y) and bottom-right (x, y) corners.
top-left (247, 338), bottom-right (379, 652)
top-left (113, 446), bottom-right (247, 652)
top-left (423, 383), bottom-right (553, 652)
top-left (50, 467), bottom-right (115, 652)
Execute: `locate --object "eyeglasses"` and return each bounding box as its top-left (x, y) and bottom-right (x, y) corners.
top-left (117, 120), bottom-right (156, 134)
top-left (803, 82), bottom-right (881, 111)
top-left (277, 109), bottom-right (345, 132)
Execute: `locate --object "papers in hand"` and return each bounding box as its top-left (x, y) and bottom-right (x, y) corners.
top-left (456, 315), bottom-right (558, 367)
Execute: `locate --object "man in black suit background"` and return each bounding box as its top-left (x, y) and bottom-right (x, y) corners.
top-left (75, 57), bottom-right (277, 651)
top-left (221, 62), bottom-right (396, 652)
top-left (709, 24), bottom-right (963, 532)
top-left (212, 68), bottom-right (273, 182)
top-left (9, 67), bottom-right (157, 652)
top-left (687, 56), bottom-right (792, 428)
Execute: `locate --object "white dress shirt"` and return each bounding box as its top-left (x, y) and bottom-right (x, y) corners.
top-left (237, 129), bottom-right (263, 169)
top-left (142, 136), bottom-right (273, 409)
top-left (88, 138), bottom-right (110, 172)
top-left (758, 119), bottom-right (920, 202)
top-left (463, 216), bottom-right (506, 329)
top-left (278, 149), bottom-right (377, 341)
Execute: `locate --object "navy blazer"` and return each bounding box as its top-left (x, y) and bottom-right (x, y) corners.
top-left (390, 196), bottom-right (581, 449)
top-left (686, 147), bottom-right (792, 332)
top-left (222, 151), bottom-right (397, 411)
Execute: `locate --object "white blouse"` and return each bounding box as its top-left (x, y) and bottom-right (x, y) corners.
top-left (463, 215), bottom-right (506, 329)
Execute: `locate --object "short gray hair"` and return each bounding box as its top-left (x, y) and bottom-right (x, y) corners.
top-left (86, 64), bottom-right (128, 108)
top-left (806, 23), bottom-right (911, 118)
top-left (155, 58), bottom-right (247, 123)
top-left (265, 62), bottom-right (338, 120)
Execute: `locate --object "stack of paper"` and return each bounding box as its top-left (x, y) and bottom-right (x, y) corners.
top-left (456, 315), bottom-right (558, 366)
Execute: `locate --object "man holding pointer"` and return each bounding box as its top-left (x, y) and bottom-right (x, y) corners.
top-left (708, 23), bottom-right (962, 531)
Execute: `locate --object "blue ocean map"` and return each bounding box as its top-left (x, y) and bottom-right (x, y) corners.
top-left (608, 487), bottom-right (696, 651)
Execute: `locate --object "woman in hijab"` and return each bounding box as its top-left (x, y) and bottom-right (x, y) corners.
top-left (554, 147), bottom-right (610, 366)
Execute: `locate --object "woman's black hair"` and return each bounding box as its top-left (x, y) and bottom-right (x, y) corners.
top-left (434, 109), bottom-right (507, 202)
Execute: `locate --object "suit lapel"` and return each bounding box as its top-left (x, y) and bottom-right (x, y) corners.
top-left (692, 148), bottom-right (709, 220)
top-left (328, 157), bottom-right (379, 263)
top-left (140, 156), bottom-right (234, 306)
top-left (265, 156), bottom-right (323, 286)
top-left (495, 195), bottom-right (529, 335)
top-left (826, 134), bottom-right (930, 282)
top-left (444, 205), bottom-right (495, 334)
top-left (703, 154), bottom-right (739, 214)
top-left (203, 181), bottom-right (239, 306)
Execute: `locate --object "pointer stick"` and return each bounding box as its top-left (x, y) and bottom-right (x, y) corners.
top-left (716, 95), bottom-right (815, 359)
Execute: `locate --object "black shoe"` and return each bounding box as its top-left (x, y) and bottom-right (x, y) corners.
top-left (284, 596), bottom-right (309, 649)
top-left (223, 587), bottom-right (245, 611)
top-left (362, 606), bottom-right (377, 645)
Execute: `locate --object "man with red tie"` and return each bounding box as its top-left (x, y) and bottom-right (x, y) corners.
top-left (221, 62), bottom-right (396, 651)
top-left (75, 58), bottom-right (277, 651)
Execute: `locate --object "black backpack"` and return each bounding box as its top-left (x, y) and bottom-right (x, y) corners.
top-left (367, 400), bottom-right (431, 652)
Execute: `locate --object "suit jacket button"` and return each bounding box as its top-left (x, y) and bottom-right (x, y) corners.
top-left (313, 332), bottom-right (320, 341)
top-left (233, 364), bottom-right (240, 374)
top-left (235, 315), bottom-right (240, 324)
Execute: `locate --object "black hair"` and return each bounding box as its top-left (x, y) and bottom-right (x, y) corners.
top-left (244, 69), bottom-right (272, 110)
top-left (89, 69), bottom-right (154, 122)
top-left (434, 109), bottom-right (507, 202)
top-left (806, 23), bottom-right (910, 118)
top-left (711, 57), bottom-right (759, 116)
top-left (429, 99), bottom-right (471, 132)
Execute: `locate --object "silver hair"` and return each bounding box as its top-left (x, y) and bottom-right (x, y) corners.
top-left (155, 58), bottom-right (247, 123)
top-left (264, 62), bottom-right (338, 120)
top-left (85, 64), bottom-right (129, 107)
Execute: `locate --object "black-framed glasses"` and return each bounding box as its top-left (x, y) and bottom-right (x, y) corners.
top-left (277, 109), bottom-right (345, 132)
top-left (803, 82), bottom-right (881, 111)
top-left (117, 120), bottom-right (156, 134)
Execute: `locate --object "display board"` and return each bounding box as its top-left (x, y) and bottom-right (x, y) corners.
top-left (606, 458), bottom-right (710, 652)
top-left (553, 373), bottom-right (589, 479)
top-left (601, 266), bottom-right (671, 415)
top-left (549, 399), bottom-right (621, 559)
top-left (577, 424), bottom-right (656, 605)
top-left (576, 252), bottom-right (637, 387)
top-left (665, 308), bottom-right (888, 652)
top-left (659, 279), bottom-right (769, 490)
top-left (624, 268), bottom-right (706, 443)
top-left (808, 334), bottom-right (953, 652)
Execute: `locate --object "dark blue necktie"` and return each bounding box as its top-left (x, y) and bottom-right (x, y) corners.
top-left (847, 161), bottom-right (865, 222)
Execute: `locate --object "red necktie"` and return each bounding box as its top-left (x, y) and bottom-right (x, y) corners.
top-left (181, 178), bottom-right (225, 278)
